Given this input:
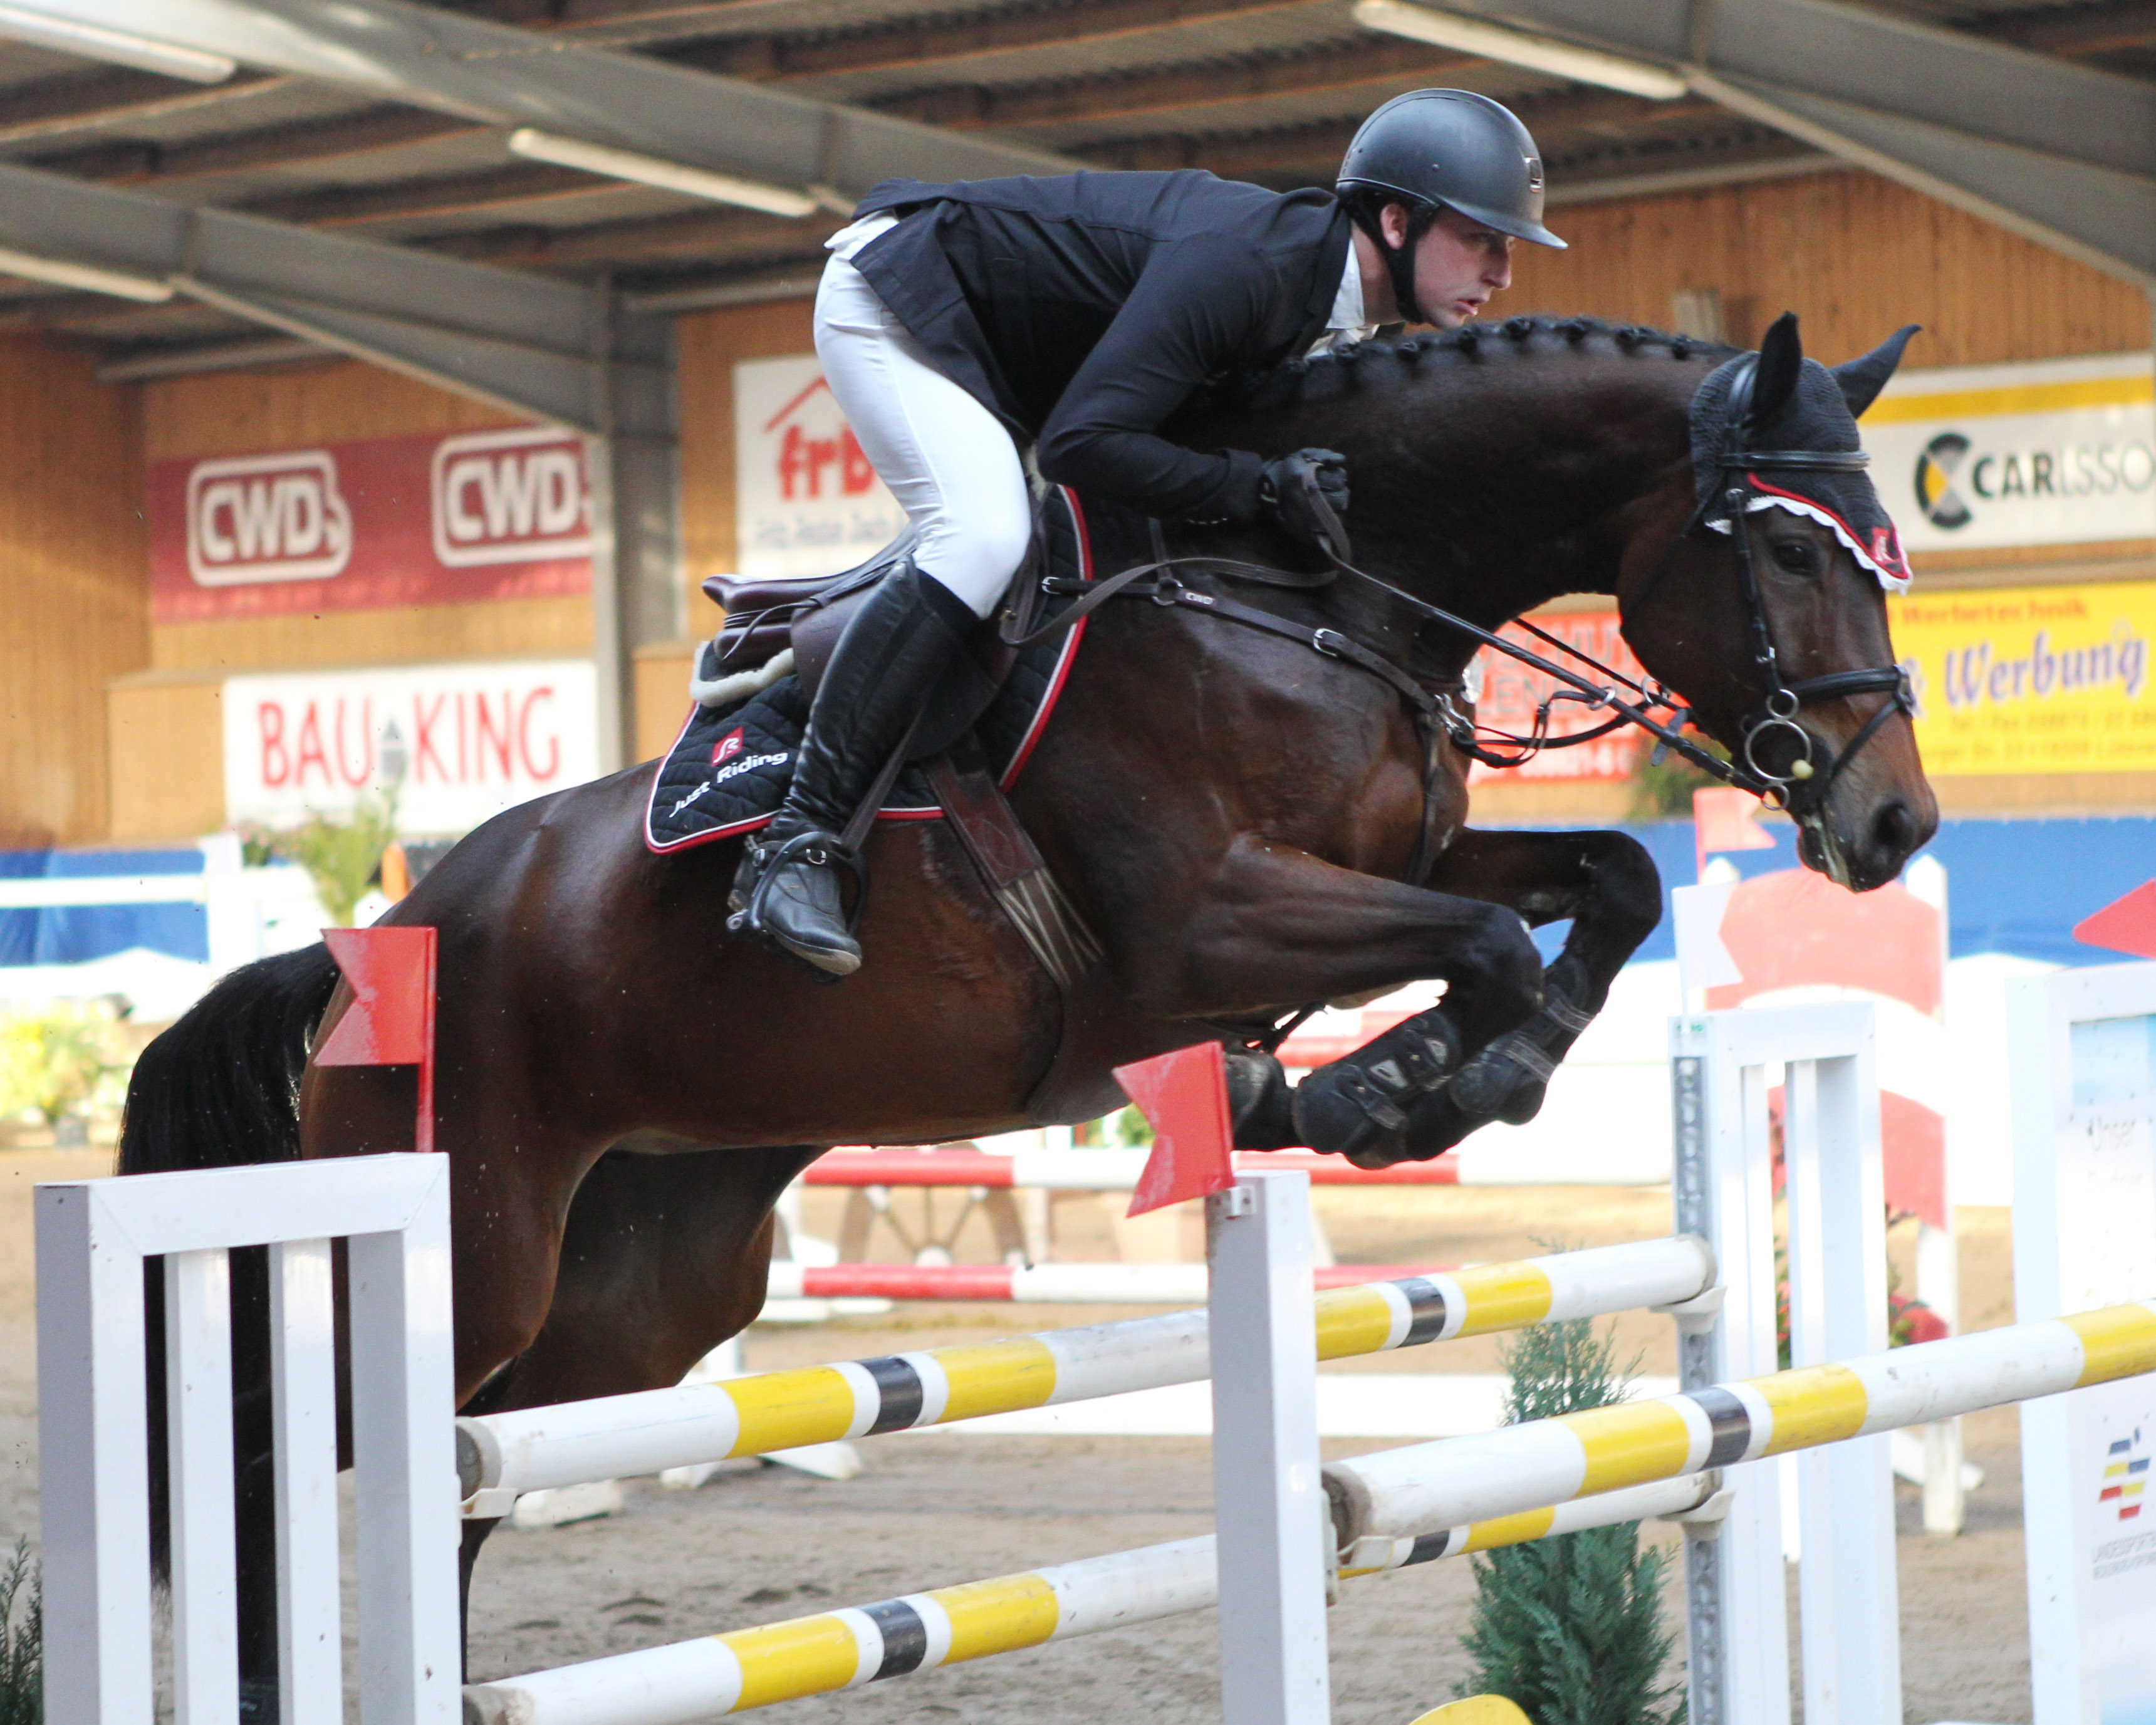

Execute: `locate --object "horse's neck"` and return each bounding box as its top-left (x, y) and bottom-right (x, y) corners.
top-left (1244, 340), bottom-right (1700, 630)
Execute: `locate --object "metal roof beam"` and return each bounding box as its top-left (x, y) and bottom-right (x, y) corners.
top-left (6, 0), bottom-right (1081, 201)
top-left (1410, 0), bottom-right (2156, 287)
top-left (0, 156), bottom-right (671, 434)
top-left (673, 0), bottom-right (1311, 85)
top-left (0, 64), bottom-right (289, 145)
top-left (1975, 0), bottom-right (2156, 57)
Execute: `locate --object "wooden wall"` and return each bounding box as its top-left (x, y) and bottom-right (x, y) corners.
top-left (0, 335), bottom-right (148, 847)
top-left (1510, 167), bottom-right (2152, 367)
top-left (142, 357), bottom-right (590, 674)
top-left (676, 297), bottom-right (818, 636)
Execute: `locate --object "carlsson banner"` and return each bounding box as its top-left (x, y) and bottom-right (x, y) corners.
top-left (1890, 581), bottom-right (2156, 774)
top-left (148, 425), bottom-right (594, 622)
top-left (1862, 352), bottom-right (2155, 553)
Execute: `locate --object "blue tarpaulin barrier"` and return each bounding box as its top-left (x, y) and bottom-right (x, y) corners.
top-left (1489, 815), bottom-right (2155, 969)
top-left (0, 849), bottom-right (210, 966)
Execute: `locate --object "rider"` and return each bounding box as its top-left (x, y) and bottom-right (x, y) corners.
top-left (731, 88), bottom-right (1566, 977)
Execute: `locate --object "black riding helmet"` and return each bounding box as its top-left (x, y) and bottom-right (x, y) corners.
top-left (1336, 89), bottom-right (1566, 325)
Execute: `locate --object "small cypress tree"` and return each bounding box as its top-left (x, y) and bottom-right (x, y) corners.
top-left (0, 1538), bottom-right (40, 1725)
top-left (1456, 1314), bottom-right (1685, 1725)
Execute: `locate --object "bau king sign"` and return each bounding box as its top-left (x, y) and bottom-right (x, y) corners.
top-left (149, 425), bottom-right (595, 621)
top-left (222, 659), bottom-right (601, 834)
top-left (1862, 352), bottom-right (2156, 553)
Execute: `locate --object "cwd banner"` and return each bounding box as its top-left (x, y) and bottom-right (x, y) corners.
top-left (1888, 581), bottom-right (2156, 774)
top-left (734, 355), bottom-right (906, 580)
top-left (222, 659), bottom-right (600, 834)
top-left (1862, 352), bottom-right (2156, 553)
top-left (148, 425), bottom-right (593, 622)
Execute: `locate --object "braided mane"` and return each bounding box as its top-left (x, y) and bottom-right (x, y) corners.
top-left (1222, 315), bottom-right (1739, 414)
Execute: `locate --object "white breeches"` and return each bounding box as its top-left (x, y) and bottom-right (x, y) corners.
top-left (814, 252), bottom-right (1032, 620)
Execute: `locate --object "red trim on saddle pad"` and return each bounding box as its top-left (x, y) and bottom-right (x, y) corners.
top-left (641, 486), bottom-right (1094, 856)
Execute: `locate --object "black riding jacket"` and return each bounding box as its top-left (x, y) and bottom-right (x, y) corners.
top-left (850, 170), bottom-right (1355, 523)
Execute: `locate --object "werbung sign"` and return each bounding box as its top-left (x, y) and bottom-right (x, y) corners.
top-left (1863, 352), bottom-right (2156, 552)
top-left (1889, 580), bottom-right (2156, 774)
top-left (150, 425), bottom-right (594, 622)
top-left (734, 355), bottom-right (905, 580)
top-left (222, 659), bottom-right (600, 834)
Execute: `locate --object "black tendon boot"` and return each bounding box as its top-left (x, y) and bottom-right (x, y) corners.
top-left (729, 565), bottom-right (974, 976)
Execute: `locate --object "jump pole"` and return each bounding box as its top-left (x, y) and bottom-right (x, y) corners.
top-left (460, 1473), bottom-right (1723, 1725)
top-left (459, 1236), bottom-right (1717, 1505)
top-left (1321, 1299), bottom-right (2156, 1561)
top-left (761, 1254), bottom-right (1673, 1304)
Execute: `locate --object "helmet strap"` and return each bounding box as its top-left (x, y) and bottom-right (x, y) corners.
top-left (1348, 197), bottom-right (1439, 326)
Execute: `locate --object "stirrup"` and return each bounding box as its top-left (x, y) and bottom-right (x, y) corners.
top-left (726, 828), bottom-right (870, 942)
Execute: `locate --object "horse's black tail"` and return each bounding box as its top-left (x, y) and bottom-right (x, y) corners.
top-left (122, 944), bottom-right (341, 1598)
top-left (119, 942), bottom-right (341, 1177)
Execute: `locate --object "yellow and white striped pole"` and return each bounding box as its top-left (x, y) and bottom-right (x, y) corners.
top-left (461, 1473), bottom-right (1719, 1725)
top-left (460, 1235), bottom-right (1715, 1503)
top-left (1326, 1301), bottom-right (2156, 1565)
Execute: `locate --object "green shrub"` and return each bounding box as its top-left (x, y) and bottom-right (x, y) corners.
top-left (1625, 733), bottom-right (1731, 822)
top-left (0, 1004), bottom-right (128, 1128)
top-left (1457, 1313), bottom-right (1686, 1724)
top-left (249, 790), bottom-right (398, 927)
top-left (0, 1539), bottom-right (39, 1725)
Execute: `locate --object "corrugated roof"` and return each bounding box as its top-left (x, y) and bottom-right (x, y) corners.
top-left (0, 0), bottom-right (2142, 362)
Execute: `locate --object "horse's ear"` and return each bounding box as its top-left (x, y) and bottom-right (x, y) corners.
top-left (1830, 325), bottom-right (1921, 418)
top-left (1747, 311), bottom-right (1803, 427)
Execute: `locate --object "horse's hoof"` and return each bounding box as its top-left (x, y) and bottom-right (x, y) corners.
top-left (1225, 1051), bottom-right (1297, 1149)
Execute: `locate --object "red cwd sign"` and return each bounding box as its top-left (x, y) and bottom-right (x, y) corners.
top-left (148, 425), bottom-right (593, 622)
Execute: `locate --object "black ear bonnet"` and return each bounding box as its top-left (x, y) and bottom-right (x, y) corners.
top-left (1687, 318), bottom-right (1920, 591)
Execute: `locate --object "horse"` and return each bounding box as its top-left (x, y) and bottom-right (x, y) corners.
top-left (120, 309), bottom-right (1935, 1706)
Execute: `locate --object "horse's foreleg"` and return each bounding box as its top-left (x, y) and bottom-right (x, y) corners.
top-left (1132, 836), bottom-right (1544, 1160)
top-left (455, 1144), bottom-right (818, 1675)
top-left (1399, 826), bottom-right (1662, 1153)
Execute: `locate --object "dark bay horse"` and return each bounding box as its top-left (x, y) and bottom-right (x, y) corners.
top-left (122, 311), bottom-right (1935, 1699)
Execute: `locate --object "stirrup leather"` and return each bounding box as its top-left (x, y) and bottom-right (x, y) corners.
top-left (726, 828), bottom-right (870, 942)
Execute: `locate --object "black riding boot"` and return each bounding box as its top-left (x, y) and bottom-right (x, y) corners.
top-left (729, 565), bottom-right (974, 976)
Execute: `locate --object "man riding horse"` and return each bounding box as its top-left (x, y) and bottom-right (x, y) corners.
top-left (731, 88), bottom-right (1564, 977)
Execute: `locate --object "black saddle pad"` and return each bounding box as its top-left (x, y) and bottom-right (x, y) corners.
top-left (645, 487), bottom-right (1094, 855)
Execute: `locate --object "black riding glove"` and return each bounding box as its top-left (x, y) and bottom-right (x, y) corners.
top-left (1257, 448), bottom-right (1351, 555)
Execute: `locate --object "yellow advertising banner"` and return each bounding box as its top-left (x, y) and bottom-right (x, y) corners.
top-left (1889, 581), bottom-right (2156, 774)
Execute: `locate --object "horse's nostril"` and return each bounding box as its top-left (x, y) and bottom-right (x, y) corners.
top-left (1871, 798), bottom-right (1916, 860)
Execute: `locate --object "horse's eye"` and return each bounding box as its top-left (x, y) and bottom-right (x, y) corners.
top-left (1770, 538), bottom-right (1822, 576)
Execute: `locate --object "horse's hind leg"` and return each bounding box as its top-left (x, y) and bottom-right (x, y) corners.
top-left (1399, 827), bottom-right (1662, 1152)
top-left (456, 1142), bottom-right (820, 1672)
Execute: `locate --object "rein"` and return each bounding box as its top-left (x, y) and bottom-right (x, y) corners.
top-left (1005, 421), bottom-right (1913, 818)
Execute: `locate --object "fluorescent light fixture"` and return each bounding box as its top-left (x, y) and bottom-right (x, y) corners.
top-left (0, 242), bottom-right (172, 301)
top-left (1352, 1), bottom-right (1688, 100)
top-left (0, 3), bottom-right (235, 82)
top-left (507, 128), bottom-right (821, 219)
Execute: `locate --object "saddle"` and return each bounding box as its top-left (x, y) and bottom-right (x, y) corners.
top-left (675, 491), bottom-right (1113, 1120)
top-left (701, 515), bottom-right (1048, 764)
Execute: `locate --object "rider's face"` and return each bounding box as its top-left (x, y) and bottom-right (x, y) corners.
top-left (1382, 204), bottom-right (1515, 328)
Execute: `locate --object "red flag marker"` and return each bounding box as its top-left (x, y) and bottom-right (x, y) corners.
top-left (2074, 881), bottom-right (2156, 961)
top-left (315, 925), bottom-right (439, 1154)
top-left (1116, 1042), bottom-right (1236, 1217)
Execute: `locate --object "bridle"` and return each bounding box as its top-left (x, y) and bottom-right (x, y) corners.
top-left (1010, 362), bottom-right (1913, 832)
top-left (1617, 352), bottom-right (1915, 814)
